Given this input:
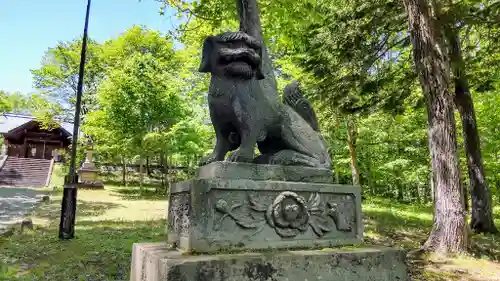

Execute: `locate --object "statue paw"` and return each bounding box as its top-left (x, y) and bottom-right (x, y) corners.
top-left (199, 153), bottom-right (217, 166)
top-left (227, 149), bottom-right (253, 163)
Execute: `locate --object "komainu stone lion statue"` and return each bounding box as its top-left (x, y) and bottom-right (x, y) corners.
top-left (198, 31), bottom-right (331, 169)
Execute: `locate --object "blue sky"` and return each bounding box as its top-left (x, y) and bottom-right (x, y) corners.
top-left (0, 0), bottom-right (180, 94)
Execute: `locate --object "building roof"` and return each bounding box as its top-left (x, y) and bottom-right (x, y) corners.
top-left (0, 113), bottom-right (75, 136)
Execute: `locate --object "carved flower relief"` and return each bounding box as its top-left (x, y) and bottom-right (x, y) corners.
top-left (265, 191), bottom-right (309, 237)
top-left (213, 191), bottom-right (353, 238)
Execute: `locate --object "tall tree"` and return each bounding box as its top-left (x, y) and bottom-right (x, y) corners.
top-left (403, 0), bottom-right (467, 253)
top-left (160, 0), bottom-right (498, 227)
top-left (0, 90), bottom-right (11, 114)
top-left (100, 55), bottom-right (185, 187)
top-left (447, 28), bottom-right (497, 234)
top-left (438, 2), bottom-right (499, 233)
top-left (31, 39), bottom-right (104, 120)
top-left (0, 90), bottom-right (62, 127)
top-left (346, 117), bottom-right (361, 185)
top-left (1, 91), bottom-right (30, 114)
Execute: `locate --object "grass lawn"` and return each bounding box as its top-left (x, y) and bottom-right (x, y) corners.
top-left (1, 187), bottom-right (500, 281)
top-left (363, 198), bottom-right (500, 281)
top-left (0, 185), bottom-right (166, 281)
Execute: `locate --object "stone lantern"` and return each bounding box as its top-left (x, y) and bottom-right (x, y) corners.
top-left (77, 146), bottom-right (104, 189)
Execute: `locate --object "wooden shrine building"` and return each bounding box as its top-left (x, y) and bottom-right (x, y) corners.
top-left (0, 113), bottom-right (73, 161)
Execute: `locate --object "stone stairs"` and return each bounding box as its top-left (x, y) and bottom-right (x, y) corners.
top-left (0, 157), bottom-right (52, 188)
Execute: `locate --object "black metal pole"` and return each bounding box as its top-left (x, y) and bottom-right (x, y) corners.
top-left (59, 0), bottom-right (91, 240)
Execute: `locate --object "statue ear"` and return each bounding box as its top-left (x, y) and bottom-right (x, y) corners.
top-left (255, 48), bottom-right (265, 80)
top-left (199, 36), bottom-right (215, 73)
top-left (256, 65), bottom-right (265, 80)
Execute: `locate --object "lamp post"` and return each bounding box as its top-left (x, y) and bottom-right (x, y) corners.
top-left (58, 0), bottom-right (92, 239)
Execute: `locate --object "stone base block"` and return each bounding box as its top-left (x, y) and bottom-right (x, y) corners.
top-left (196, 161), bottom-right (333, 183)
top-left (130, 242), bottom-right (408, 281)
top-left (167, 177), bottom-right (362, 253)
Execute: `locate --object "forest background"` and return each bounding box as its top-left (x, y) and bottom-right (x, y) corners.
top-left (1, 0), bottom-right (500, 255)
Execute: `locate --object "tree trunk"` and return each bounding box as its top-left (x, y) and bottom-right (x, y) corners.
top-left (146, 156), bottom-right (152, 177)
top-left (121, 156), bottom-right (127, 186)
top-left (446, 30), bottom-right (498, 234)
top-left (397, 179), bottom-right (404, 201)
top-left (417, 183), bottom-right (423, 204)
top-left (334, 115), bottom-right (341, 184)
top-left (346, 117), bottom-right (361, 186)
top-left (139, 155), bottom-right (144, 193)
top-left (430, 173), bottom-right (435, 204)
top-left (334, 166), bottom-right (340, 184)
top-left (163, 155), bottom-right (170, 195)
top-left (365, 153), bottom-right (375, 196)
top-left (403, 0), bottom-right (468, 253)
top-left (463, 183), bottom-right (469, 213)
top-left (160, 153), bottom-right (165, 188)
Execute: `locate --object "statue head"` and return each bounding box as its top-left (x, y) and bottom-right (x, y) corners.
top-left (199, 31), bottom-right (265, 80)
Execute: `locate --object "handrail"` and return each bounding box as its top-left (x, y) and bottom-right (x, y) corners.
top-left (0, 155), bottom-right (7, 171)
top-left (45, 158), bottom-right (55, 187)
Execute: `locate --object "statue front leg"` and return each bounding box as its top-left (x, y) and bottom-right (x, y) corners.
top-left (199, 118), bottom-right (233, 166)
top-left (227, 129), bottom-right (258, 163)
top-left (199, 132), bottom-right (231, 166)
top-left (227, 99), bottom-right (261, 163)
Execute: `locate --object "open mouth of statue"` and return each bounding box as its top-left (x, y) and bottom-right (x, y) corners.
top-left (223, 61), bottom-right (254, 78)
top-left (218, 48), bottom-right (260, 68)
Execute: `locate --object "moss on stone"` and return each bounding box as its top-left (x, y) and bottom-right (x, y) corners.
top-left (182, 243), bottom-right (368, 256)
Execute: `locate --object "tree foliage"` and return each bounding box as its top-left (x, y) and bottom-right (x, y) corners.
top-left (154, 0), bottom-right (500, 252)
top-left (0, 90), bottom-right (63, 128)
top-left (31, 39), bottom-right (104, 119)
top-left (21, 0), bottom-right (500, 252)
top-left (0, 90), bottom-right (11, 114)
top-left (78, 26), bottom-right (213, 185)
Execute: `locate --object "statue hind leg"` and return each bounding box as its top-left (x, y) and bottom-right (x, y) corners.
top-left (254, 150), bottom-right (322, 168)
top-left (278, 108), bottom-right (331, 169)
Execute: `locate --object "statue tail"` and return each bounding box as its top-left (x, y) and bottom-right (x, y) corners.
top-left (283, 81), bottom-right (320, 132)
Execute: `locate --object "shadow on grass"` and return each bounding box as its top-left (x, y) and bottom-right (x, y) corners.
top-left (470, 233), bottom-right (500, 261)
top-left (100, 177), bottom-right (163, 188)
top-left (0, 219), bottom-right (165, 281)
top-left (363, 197), bottom-right (500, 281)
top-left (3, 194), bottom-right (499, 281)
top-left (34, 199), bottom-right (124, 221)
top-left (363, 197), bottom-right (432, 250)
top-left (1, 186), bottom-right (163, 281)
top-left (106, 185), bottom-right (166, 201)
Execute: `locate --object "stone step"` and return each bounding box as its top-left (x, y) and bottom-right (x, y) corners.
top-left (0, 157), bottom-right (51, 188)
top-left (0, 170), bottom-right (49, 174)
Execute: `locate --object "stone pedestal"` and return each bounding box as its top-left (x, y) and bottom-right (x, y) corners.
top-left (130, 162), bottom-right (408, 281)
top-left (77, 149), bottom-right (104, 189)
top-left (130, 243), bottom-right (408, 281)
top-left (167, 162), bottom-right (363, 253)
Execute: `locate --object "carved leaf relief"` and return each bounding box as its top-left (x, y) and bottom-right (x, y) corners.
top-left (213, 191), bottom-right (354, 238)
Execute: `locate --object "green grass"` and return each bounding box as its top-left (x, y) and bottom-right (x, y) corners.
top-left (1, 189), bottom-right (500, 280)
top-left (0, 186), bottom-right (166, 281)
top-left (362, 197), bottom-right (500, 281)
top-left (48, 163), bottom-right (66, 189)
